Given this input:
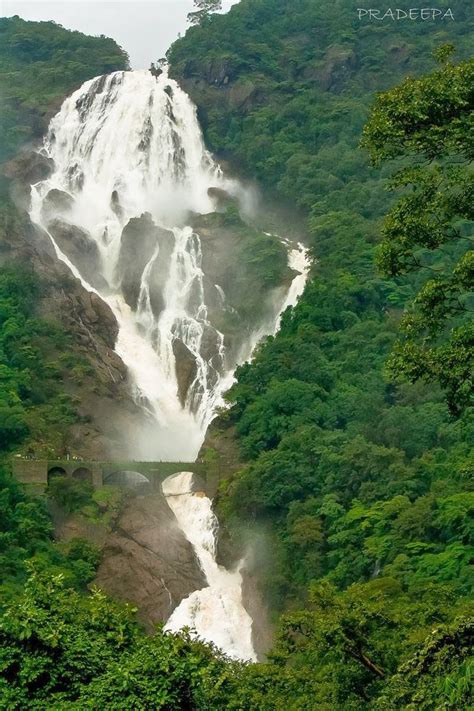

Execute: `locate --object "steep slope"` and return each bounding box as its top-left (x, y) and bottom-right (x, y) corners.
top-left (167, 2), bottom-right (473, 705)
top-left (0, 20), bottom-right (137, 458)
top-left (170, 0), bottom-right (473, 601)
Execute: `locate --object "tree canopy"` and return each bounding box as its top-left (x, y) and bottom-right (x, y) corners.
top-left (363, 52), bottom-right (473, 414)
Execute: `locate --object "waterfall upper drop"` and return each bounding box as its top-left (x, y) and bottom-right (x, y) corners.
top-left (30, 69), bottom-right (309, 460)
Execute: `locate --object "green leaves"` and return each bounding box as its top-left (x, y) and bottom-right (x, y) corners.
top-left (364, 60), bottom-right (474, 413)
top-left (362, 58), bottom-right (474, 163)
top-left (188, 0), bottom-right (223, 27)
top-left (0, 571), bottom-right (242, 709)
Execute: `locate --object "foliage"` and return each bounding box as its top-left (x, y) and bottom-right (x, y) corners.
top-left (0, 571), bottom-right (241, 709)
top-left (0, 466), bottom-right (100, 597)
top-left (0, 15), bottom-right (129, 166)
top-left (47, 475), bottom-right (94, 513)
top-left (363, 56), bottom-right (474, 413)
top-left (169, 0), bottom-right (473, 705)
top-left (0, 4), bottom-right (472, 708)
top-left (0, 250), bottom-right (86, 456)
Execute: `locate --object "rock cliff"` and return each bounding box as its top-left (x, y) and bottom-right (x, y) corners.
top-left (2, 153), bottom-right (149, 459)
top-left (95, 493), bottom-right (207, 630)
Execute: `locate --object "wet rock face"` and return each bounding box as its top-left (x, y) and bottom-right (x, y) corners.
top-left (41, 188), bottom-right (74, 222)
top-left (3, 151), bottom-right (55, 208)
top-left (207, 186), bottom-right (233, 211)
top-left (116, 213), bottom-right (174, 317)
top-left (95, 493), bottom-right (207, 630)
top-left (173, 338), bottom-right (198, 407)
top-left (4, 150), bottom-right (54, 185)
top-left (116, 213), bottom-right (158, 309)
top-left (148, 227), bottom-right (175, 318)
top-left (47, 218), bottom-right (107, 290)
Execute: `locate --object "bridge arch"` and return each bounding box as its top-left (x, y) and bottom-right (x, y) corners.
top-left (103, 470), bottom-right (151, 493)
top-left (72, 467), bottom-right (93, 484)
top-left (47, 466), bottom-right (67, 485)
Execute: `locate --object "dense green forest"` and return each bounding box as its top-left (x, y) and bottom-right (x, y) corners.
top-left (170, 0), bottom-right (473, 706)
top-left (0, 15), bottom-right (129, 166)
top-left (0, 3), bottom-right (472, 709)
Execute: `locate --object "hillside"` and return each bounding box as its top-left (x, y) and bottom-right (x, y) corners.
top-left (0, 15), bottom-right (129, 168)
top-left (0, 5), bottom-right (472, 709)
top-left (168, 0), bottom-right (474, 706)
top-left (0, 19), bottom-right (143, 461)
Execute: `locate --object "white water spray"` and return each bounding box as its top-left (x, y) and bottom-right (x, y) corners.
top-left (29, 69), bottom-right (237, 458)
top-left (30, 69), bottom-right (310, 459)
top-left (162, 472), bottom-right (256, 661)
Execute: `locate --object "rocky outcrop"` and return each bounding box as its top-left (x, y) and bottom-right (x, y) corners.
top-left (116, 213), bottom-right (159, 309)
top-left (173, 339), bottom-right (198, 407)
top-left (207, 186), bottom-right (233, 211)
top-left (116, 213), bottom-right (174, 317)
top-left (95, 493), bottom-right (207, 630)
top-left (4, 150), bottom-right (53, 186)
top-left (0, 205), bottom-right (149, 459)
top-left (305, 46), bottom-right (357, 92)
top-left (41, 188), bottom-right (74, 221)
top-left (3, 150), bottom-right (54, 207)
top-left (47, 218), bottom-right (107, 290)
top-left (191, 209), bottom-right (291, 364)
top-left (147, 227), bottom-right (175, 318)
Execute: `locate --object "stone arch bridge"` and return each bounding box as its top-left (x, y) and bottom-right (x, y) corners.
top-left (11, 459), bottom-right (204, 494)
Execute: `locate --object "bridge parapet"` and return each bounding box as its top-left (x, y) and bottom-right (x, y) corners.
top-left (11, 459), bottom-right (203, 493)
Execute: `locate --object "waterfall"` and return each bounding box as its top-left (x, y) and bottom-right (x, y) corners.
top-left (29, 68), bottom-right (309, 460)
top-left (27, 68), bottom-right (310, 662)
top-left (29, 69), bottom-right (232, 459)
top-left (162, 472), bottom-right (256, 661)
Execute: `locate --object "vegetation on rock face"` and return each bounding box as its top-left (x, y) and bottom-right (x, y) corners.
top-left (0, 255), bottom-right (81, 456)
top-left (0, 466), bottom-right (100, 603)
top-left (195, 205), bottom-right (290, 340)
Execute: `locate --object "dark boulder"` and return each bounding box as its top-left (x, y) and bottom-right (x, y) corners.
top-left (116, 213), bottom-right (174, 317)
top-left (173, 338), bottom-right (198, 407)
top-left (47, 218), bottom-right (107, 290)
top-left (41, 188), bottom-right (74, 222)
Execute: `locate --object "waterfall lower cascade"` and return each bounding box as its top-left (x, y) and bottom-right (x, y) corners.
top-left (162, 472), bottom-right (256, 661)
top-left (30, 68), bottom-right (309, 460)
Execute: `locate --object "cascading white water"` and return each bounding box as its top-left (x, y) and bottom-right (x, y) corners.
top-left (29, 68), bottom-right (310, 460)
top-left (162, 472), bottom-right (256, 661)
top-left (28, 68), bottom-right (310, 662)
top-left (29, 69), bottom-right (239, 458)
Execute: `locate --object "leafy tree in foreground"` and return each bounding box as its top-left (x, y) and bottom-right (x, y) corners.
top-left (0, 571), bottom-right (239, 709)
top-left (362, 51), bottom-right (474, 414)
